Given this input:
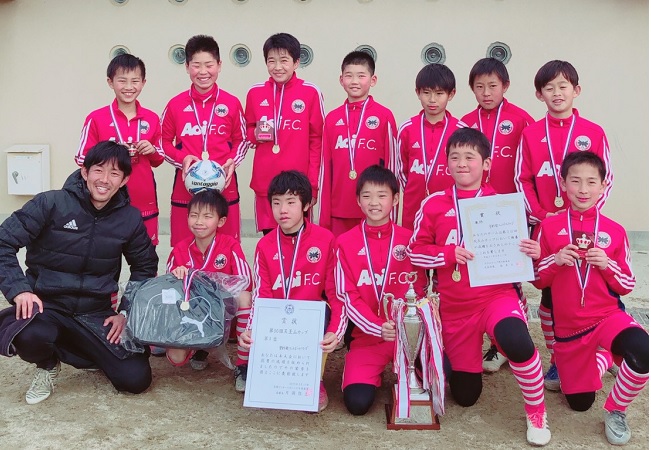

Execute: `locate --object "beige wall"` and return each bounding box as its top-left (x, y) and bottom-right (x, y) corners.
top-left (0, 0), bottom-right (648, 233)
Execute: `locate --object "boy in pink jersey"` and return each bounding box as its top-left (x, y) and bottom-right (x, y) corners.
top-left (460, 58), bottom-right (535, 374)
top-left (319, 51), bottom-right (397, 236)
top-left (408, 128), bottom-right (551, 446)
top-left (396, 63), bottom-right (462, 230)
top-left (239, 170), bottom-right (346, 412)
top-left (76, 54), bottom-right (165, 245)
top-left (334, 165), bottom-right (427, 415)
top-left (534, 152), bottom-right (647, 445)
top-left (245, 33), bottom-right (325, 235)
top-left (166, 190), bottom-right (252, 391)
top-left (161, 35), bottom-right (248, 246)
top-left (515, 60), bottom-right (614, 391)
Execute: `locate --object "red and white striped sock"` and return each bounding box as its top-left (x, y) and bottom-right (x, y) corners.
top-left (603, 360), bottom-right (648, 413)
top-left (235, 307), bottom-right (251, 366)
top-left (509, 349), bottom-right (546, 415)
top-left (596, 348), bottom-right (614, 378)
top-left (538, 305), bottom-right (555, 364)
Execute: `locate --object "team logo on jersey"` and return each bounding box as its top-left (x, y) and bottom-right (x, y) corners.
top-left (365, 116), bottom-right (380, 129)
top-left (214, 253), bottom-right (227, 269)
top-left (214, 104), bottom-right (229, 117)
top-left (183, 105), bottom-right (194, 112)
top-left (558, 228), bottom-right (568, 236)
top-left (139, 121), bottom-right (150, 135)
top-left (540, 136), bottom-right (547, 143)
top-left (498, 120), bottom-right (514, 135)
top-left (392, 245), bottom-right (407, 261)
top-left (306, 247), bottom-right (322, 263)
top-left (357, 247), bottom-right (366, 256)
top-left (273, 252), bottom-right (280, 260)
top-left (260, 99), bottom-right (269, 107)
top-left (292, 99), bottom-right (306, 113)
top-left (444, 208), bottom-right (456, 217)
top-left (575, 135), bottom-right (591, 151)
top-left (597, 231), bottom-right (612, 248)
top-left (412, 141), bottom-right (421, 149)
top-left (471, 123), bottom-right (479, 129)
top-left (335, 118), bottom-right (345, 126)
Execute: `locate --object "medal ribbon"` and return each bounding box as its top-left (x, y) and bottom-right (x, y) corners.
top-left (182, 268), bottom-right (200, 306)
top-left (190, 87), bottom-right (220, 155)
top-left (361, 220), bottom-right (395, 309)
top-left (272, 83), bottom-right (285, 147)
top-left (420, 113), bottom-right (449, 195)
top-left (188, 236), bottom-right (217, 270)
top-left (566, 209), bottom-right (599, 307)
top-left (276, 224), bottom-right (304, 299)
top-left (477, 101), bottom-right (503, 183)
top-left (544, 112), bottom-right (576, 198)
top-left (109, 105), bottom-right (140, 146)
top-left (452, 186), bottom-right (482, 275)
top-left (345, 98), bottom-right (369, 175)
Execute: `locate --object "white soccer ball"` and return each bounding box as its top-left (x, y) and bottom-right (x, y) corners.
top-left (184, 159), bottom-right (226, 194)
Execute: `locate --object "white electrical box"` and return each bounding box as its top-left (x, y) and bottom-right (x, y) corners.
top-left (5, 144), bottom-right (51, 195)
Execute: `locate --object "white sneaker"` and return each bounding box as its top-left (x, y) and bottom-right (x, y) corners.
top-left (482, 345), bottom-right (508, 373)
top-left (26, 362), bottom-right (60, 405)
top-left (604, 410), bottom-right (631, 445)
top-left (526, 411), bottom-right (551, 446)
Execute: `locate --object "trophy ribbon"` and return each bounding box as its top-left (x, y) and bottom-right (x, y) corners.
top-left (393, 301), bottom-right (412, 419)
top-left (417, 298), bottom-right (446, 416)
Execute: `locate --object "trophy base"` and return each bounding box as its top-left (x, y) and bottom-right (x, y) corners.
top-left (385, 387), bottom-right (440, 430)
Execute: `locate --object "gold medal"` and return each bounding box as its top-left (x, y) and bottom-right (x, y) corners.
top-left (201, 151), bottom-right (209, 161)
top-left (272, 144), bottom-right (280, 154)
top-left (554, 196), bottom-right (564, 208)
top-left (452, 270), bottom-right (461, 282)
top-left (180, 301), bottom-right (190, 311)
top-left (349, 170), bottom-right (357, 180)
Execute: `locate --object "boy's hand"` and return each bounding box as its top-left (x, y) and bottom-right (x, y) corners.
top-left (171, 266), bottom-right (189, 280)
top-left (181, 155), bottom-right (200, 180)
top-left (239, 329), bottom-right (253, 350)
top-left (520, 238), bottom-right (541, 260)
top-left (104, 314), bottom-right (126, 344)
top-left (136, 140), bottom-right (156, 156)
top-left (13, 292), bottom-right (43, 320)
top-left (585, 248), bottom-right (609, 270)
top-left (381, 320), bottom-right (396, 342)
top-left (320, 332), bottom-right (338, 353)
top-left (455, 247), bottom-right (474, 265)
top-left (554, 244), bottom-right (579, 266)
top-left (222, 158), bottom-right (235, 189)
top-left (545, 209), bottom-right (565, 218)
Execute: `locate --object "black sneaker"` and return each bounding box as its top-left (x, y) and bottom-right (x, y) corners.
top-left (234, 364), bottom-right (248, 392)
top-left (190, 350), bottom-right (209, 371)
top-left (482, 344), bottom-right (508, 373)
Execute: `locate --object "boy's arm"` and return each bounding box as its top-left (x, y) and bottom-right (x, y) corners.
top-left (384, 113), bottom-right (399, 220)
top-left (244, 89), bottom-right (257, 145)
top-left (597, 232), bottom-right (635, 296)
top-left (123, 220), bottom-right (159, 281)
top-left (596, 133), bottom-right (614, 209)
top-left (324, 244), bottom-right (346, 340)
top-left (248, 245), bottom-right (274, 329)
top-left (532, 224), bottom-right (561, 288)
top-left (144, 117), bottom-right (165, 168)
top-left (395, 121), bottom-right (410, 191)
top-left (514, 135), bottom-right (548, 225)
top-left (407, 202), bottom-right (456, 269)
top-left (75, 114), bottom-right (100, 167)
top-left (231, 242), bottom-right (253, 291)
top-left (231, 99), bottom-right (251, 168)
top-left (160, 103), bottom-right (184, 169)
top-left (307, 88), bottom-right (325, 199)
top-left (317, 123), bottom-right (332, 229)
top-left (334, 246), bottom-right (383, 338)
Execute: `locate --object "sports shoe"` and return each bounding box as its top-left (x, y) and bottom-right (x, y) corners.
top-left (26, 362), bottom-right (60, 405)
top-left (543, 363), bottom-right (560, 391)
top-left (150, 346), bottom-right (166, 357)
top-left (482, 345), bottom-right (508, 373)
top-left (318, 382), bottom-right (329, 412)
top-left (604, 410), bottom-right (631, 445)
top-left (190, 350), bottom-right (209, 371)
top-left (607, 364), bottom-right (620, 378)
top-left (234, 364), bottom-right (247, 393)
top-left (526, 411), bottom-right (551, 446)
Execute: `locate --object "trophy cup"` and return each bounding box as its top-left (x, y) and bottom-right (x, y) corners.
top-left (382, 272), bottom-right (442, 430)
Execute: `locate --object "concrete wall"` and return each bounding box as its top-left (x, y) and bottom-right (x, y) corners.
top-left (0, 0), bottom-right (647, 234)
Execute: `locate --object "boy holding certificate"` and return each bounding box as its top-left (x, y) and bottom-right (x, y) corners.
top-left (408, 128), bottom-right (551, 446)
top-left (239, 170), bottom-right (346, 412)
top-left (535, 152), bottom-right (647, 446)
top-left (333, 165), bottom-right (427, 416)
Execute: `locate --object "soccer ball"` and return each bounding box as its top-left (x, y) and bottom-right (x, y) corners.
top-left (184, 160), bottom-right (226, 194)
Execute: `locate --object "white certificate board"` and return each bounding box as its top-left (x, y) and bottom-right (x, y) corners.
top-left (458, 192), bottom-right (534, 287)
top-left (243, 298), bottom-right (325, 412)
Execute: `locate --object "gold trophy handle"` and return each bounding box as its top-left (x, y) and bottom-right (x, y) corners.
top-left (383, 293), bottom-right (394, 321)
top-left (406, 271), bottom-right (418, 285)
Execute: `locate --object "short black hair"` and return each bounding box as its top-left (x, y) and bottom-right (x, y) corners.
top-left (263, 33), bottom-right (300, 62)
top-left (83, 141), bottom-right (132, 177)
top-left (107, 53), bottom-right (146, 80)
top-left (534, 60), bottom-right (579, 92)
top-left (341, 50), bottom-right (375, 75)
top-left (446, 128), bottom-right (491, 160)
top-left (356, 165), bottom-right (399, 196)
top-left (416, 63), bottom-right (456, 93)
top-left (267, 170), bottom-right (312, 209)
top-left (185, 34), bottom-right (220, 64)
top-left (468, 57), bottom-right (509, 87)
top-left (560, 151), bottom-right (606, 181)
top-left (188, 189), bottom-right (229, 219)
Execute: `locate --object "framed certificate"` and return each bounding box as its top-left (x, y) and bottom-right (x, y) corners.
top-left (458, 192), bottom-right (534, 287)
top-left (243, 298), bottom-right (325, 412)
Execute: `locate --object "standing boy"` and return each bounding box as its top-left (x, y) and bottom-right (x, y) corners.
top-left (245, 33), bottom-right (325, 235)
top-left (459, 58), bottom-right (535, 373)
top-left (408, 128), bottom-right (551, 446)
top-left (515, 60), bottom-right (614, 391)
top-left (535, 152), bottom-right (646, 445)
top-left (76, 54), bottom-right (165, 245)
top-left (166, 189), bottom-right (252, 391)
top-left (334, 165), bottom-right (427, 416)
top-left (396, 63), bottom-right (461, 230)
top-left (162, 35), bottom-right (248, 246)
top-left (239, 171), bottom-right (346, 412)
top-left (319, 51), bottom-right (397, 236)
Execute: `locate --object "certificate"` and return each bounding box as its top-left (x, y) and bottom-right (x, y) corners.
top-left (458, 192), bottom-right (534, 287)
top-left (243, 298), bottom-right (325, 412)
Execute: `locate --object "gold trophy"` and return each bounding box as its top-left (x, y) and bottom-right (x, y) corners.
top-left (383, 272), bottom-right (441, 430)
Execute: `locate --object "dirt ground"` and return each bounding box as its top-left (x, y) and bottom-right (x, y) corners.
top-left (0, 309), bottom-right (647, 450)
